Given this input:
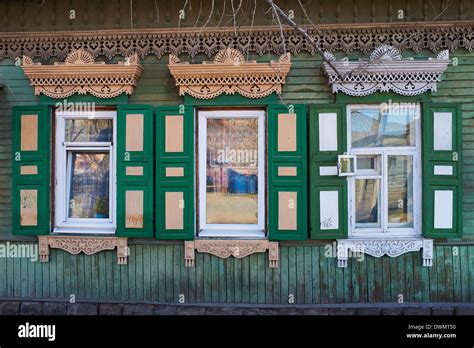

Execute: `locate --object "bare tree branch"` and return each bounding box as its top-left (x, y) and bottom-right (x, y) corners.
top-left (265, 0), bottom-right (344, 80)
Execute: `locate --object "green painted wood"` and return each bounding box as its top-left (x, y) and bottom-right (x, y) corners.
top-left (309, 105), bottom-right (348, 239)
top-left (280, 246), bottom-right (289, 304)
top-left (319, 246), bottom-right (329, 304)
top-left (296, 247), bottom-right (305, 303)
top-left (444, 246), bottom-right (454, 301)
top-left (165, 245), bottom-right (174, 303)
top-left (234, 257), bottom-right (242, 303)
top-left (468, 246), bottom-right (474, 302)
top-left (173, 243), bottom-right (181, 303)
top-left (436, 246), bottom-right (447, 302)
top-left (388, 256), bottom-right (398, 302)
top-left (304, 247), bottom-right (312, 304)
top-left (373, 257), bottom-right (383, 302)
top-left (423, 104), bottom-right (463, 238)
top-left (366, 255), bottom-right (375, 302)
top-left (429, 247), bottom-right (439, 302)
top-left (22, 243), bottom-right (474, 304)
top-left (382, 257), bottom-right (391, 302)
top-left (117, 105), bottom-right (154, 238)
top-left (459, 246), bottom-right (470, 302)
top-left (155, 105), bottom-right (194, 240)
top-left (226, 258), bottom-right (234, 304)
top-left (405, 253), bottom-right (414, 302)
top-left (311, 246), bottom-right (320, 303)
top-left (211, 255), bottom-right (219, 303)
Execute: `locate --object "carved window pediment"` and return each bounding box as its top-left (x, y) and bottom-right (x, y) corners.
top-left (168, 48), bottom-right (291, 99)
top-left (22, 49), bottom-right (143, 99)
top-left (322, 45), bottom-right (450, 96)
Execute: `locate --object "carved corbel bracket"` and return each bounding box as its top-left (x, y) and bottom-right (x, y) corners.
top-left (184, 240), bottom-right (279, 268)
top-left (38, 236), bottom-right (128, 265)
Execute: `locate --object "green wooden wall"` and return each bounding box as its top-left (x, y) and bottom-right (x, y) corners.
top-left (0, 0), bottom-right (470, 32)
top-left (2, 49), bottom-right (474, 240)
top-left (0, 243), bottom-right (472, 304)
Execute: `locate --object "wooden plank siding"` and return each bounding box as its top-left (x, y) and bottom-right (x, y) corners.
top-left (0, 0), bottom-right (469, 32)
top-left (0, 243), bottom-right (471, 304)
top-left (2, 52), bottom-right (474, 239)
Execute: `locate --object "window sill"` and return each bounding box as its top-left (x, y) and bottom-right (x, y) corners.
top-left (53, 226), bottom-right (115, 235)
top-left (198, 230), bottom-right (266, 239)
top-left (336, 237), bottom-right (433, 268)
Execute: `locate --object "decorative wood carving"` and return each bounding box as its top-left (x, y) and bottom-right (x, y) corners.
top-left (168, 48), bottom-right (291, 99)
top-left (336, 238), bottom-right (433, 268)
top-left (21, 49), bottom-right (143, 99)
top-left (184, 240), bottom-right (279, 268)
top-left (322, 45), bottom-right (450, 96)
top-left (38, 236), bottom-right (128, 265)
top-left (0, 22), bottom-right (472, 63)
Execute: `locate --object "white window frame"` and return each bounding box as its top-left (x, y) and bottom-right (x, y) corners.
top-left (347, 104), bottom-right (422, 238)
top-left (198, 109), bottom-right (265, 238)
top-left (54, 110), bottom-right (117, 234)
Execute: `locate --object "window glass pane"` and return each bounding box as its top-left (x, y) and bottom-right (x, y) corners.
top-left (68, 152), bottom-right (110, 218)
top-left (65, 119), bottom-right (113, 142)
top-left (388, 155), bottom-right (413, 227)
top-left (206, 118), bottom-right (258, 224)
top-left (355, 179), bottom-right (381, 228)
top-left (351, 107), bottom-right (416, 148)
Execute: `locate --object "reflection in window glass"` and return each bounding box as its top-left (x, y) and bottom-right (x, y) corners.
top-left (388, 155), bottom-right (413, 227)
top-left (355, 179), bottom-right (381, 228)
top-left (68, 152), bottom-right (110, 218)
top-left (65, 119), bottom-right (113, 142)
top-left (206, 118), bottom-right (258, 224)
top-left (351, 108), bottom-right (415, 148)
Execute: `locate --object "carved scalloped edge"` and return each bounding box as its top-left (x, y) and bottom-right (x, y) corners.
top-left (1, 23), bottom-right (472, 62)
top-left (184, 240), bottom-right (279, 268)
top-left (38, 236), bottom-right (128, 265)
top-left (336, 238), bottom-right (433, 268)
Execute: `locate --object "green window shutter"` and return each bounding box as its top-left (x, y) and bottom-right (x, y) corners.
top-left (422, 103), bottom-right (462, 238)
top-left (117, 105), bottom-right (154, 237)
top-left (309, 104), bottom-right (347, 239)
top-left (268, 104), bottom-right (307, 240)
top-left (155, 105), bottom-right (194, 240)
top-left (12, 105), bottom-right (50, 235)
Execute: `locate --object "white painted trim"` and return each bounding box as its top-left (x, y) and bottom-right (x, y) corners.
top-left (54, 110), bottom-right (116, 234)
top-left (319, 166), bottom-right (338, 176)
top-left (346, 104), bottom-right (422, 238)
top-left (433, 111), bottom-right (453, 151)
top-left (198, 109), bottom-right (265, 236)
top-left (318, 112), bottom-right (338, 151)
top-left (434, 165), bottom-right (453, 176)
top-left (434, 190), bottom-right (453, 229)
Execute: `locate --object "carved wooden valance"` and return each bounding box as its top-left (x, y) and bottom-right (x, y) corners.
top-left (168, 48), bottom-right (291, 99)
top-left (337, 238), bottom-right (433, 268)
top-left (38, 236), bottom-right (128, 265)
top-left (22, 49), bottom-right (143, 99)
top-left (184, 240), bottom-right (279, 268)
top-left (322, 45), bottom-right (450, 96)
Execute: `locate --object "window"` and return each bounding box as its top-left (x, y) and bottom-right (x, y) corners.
top-left (54, 111), bottom-right (116, 233)
top-left (347, 104), bottom-right (421, 237)
top-left (198, 109), bottom-right (265, 237)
